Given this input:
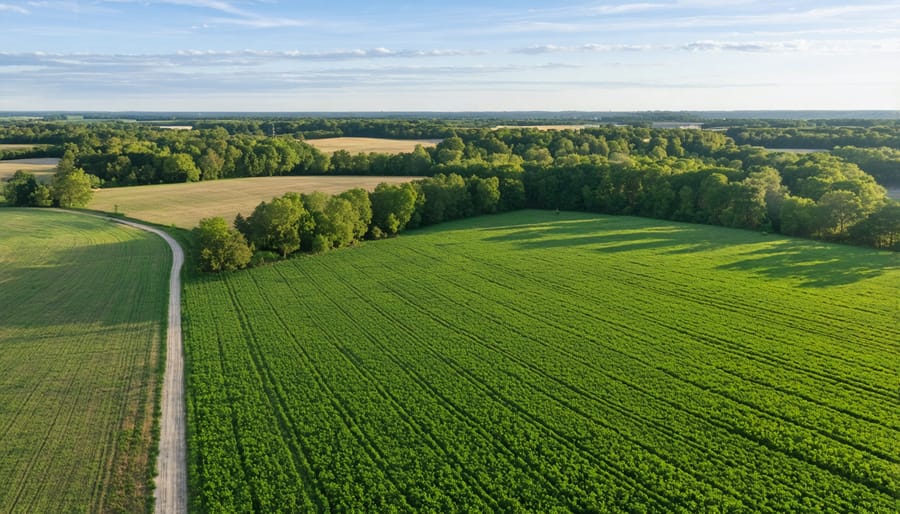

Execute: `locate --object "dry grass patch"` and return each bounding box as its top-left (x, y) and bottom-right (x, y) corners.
top-left (0, 158), bottom-right (59, 182)
top-left (89, 175), bottom-right (416, 228)
top-left (306, 137), bottom-right (440, 154)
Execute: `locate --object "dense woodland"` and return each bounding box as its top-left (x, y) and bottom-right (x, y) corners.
top-left (2, 119), bottom-right (898, 266)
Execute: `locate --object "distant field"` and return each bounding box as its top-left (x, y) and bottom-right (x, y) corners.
top-left (0, 157), bottom-right (59, 182)
top-left (0, 209), bottom-right (169, 513)
top-left (89, 175), bottom-right (415, 228)
top-left (886, 187), bottom-right (900, 200)
top-left (762, 147), bottom-right (830, 154)
top-left (305, 137), bottom-right (440, 154)
top-left (493, 124), bottom-right (599, 131)
top-left (184, 210), bottom-right (900, 512)
top-left (0, 144), bottom-right (38, 150)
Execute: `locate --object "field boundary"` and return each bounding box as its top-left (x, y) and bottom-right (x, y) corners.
top-left (67, 211), bottom-right (187, 514)
top-left (110, 218), bottom-right (186, 514)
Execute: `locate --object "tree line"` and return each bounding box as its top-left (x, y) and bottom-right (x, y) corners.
top-left (195, 174), bottom-right (505, 271)
top-left (2, 120), bottom-right (897, 256)
top-left (727, 126), bottom-right (900, 150)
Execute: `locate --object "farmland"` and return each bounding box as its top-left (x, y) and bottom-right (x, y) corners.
top-left (183, 210), bottom-right (900, 512)
top-left (88, 175), bottom-right (414, 228)
top-left (0, 144), bottom-right (39, 150)
top-left (305, 137), bottom-right (440, 154)
top-left (0, 209), bottom-right (170, 513)
top-left (0, 158), bottom-right (59, 182)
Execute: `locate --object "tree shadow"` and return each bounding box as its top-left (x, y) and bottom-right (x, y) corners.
top-left (716, 241), bottom-right (899, 287)
top-left (476, 211), bottom-right (898, 288)
top-left (0, 237), bottom-right (169, 329)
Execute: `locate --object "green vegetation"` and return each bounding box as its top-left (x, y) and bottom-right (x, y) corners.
top-left (183, 210), bottom-right (900, 512)
top-left (86, 176), bottom-right (414, 229)
top-left (0, 209), bottom-right (170, 513)
top-left (4, 152), bottom-right (94, 208)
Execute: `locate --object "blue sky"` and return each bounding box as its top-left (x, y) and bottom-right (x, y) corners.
top-left (1, 0), bottom-right (899, 111)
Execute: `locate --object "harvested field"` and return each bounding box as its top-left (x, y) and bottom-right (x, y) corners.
top-left (0, 158), bottom-right (59, 182)
top-left (0, 144), bottom-right (38, 150)
top-left (305, 137), bottom-right (440, 154)
top-left (89, 175), bottom-right (415, 228)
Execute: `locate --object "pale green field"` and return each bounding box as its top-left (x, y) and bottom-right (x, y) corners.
top-left (0, 158), bottom-right (59, 182)
top-left (0, 209), bottom-right (169, 513)
top-left (89, 175), bottom-right (415, 228)
top-left (0, 144), bottom-right (38, 150)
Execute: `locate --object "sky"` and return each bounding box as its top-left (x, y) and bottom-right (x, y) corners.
top-left (1, 0), bottom-right (899, 112)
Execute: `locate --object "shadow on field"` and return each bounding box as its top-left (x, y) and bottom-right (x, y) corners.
top-left (0, 238), bottom-right (167, 328)
top-left (484, 217), bottom-right (728, 255)
top-left (479, 213), bottom-right (898, 288)
top-left (716, 241), bottom-right (899, 287)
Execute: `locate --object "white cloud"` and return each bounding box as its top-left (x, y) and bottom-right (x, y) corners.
top-left (590, 3), bottom-right (668, 15)
top-left (514, 43), bottom-right (653, 54)
top-left (0, 3), bottom-right (29, 14)
top-left (680, 40), bottom-right (809, 52)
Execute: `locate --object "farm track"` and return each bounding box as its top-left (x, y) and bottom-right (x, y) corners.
top-left (108, 218), bottom-right (186, 514)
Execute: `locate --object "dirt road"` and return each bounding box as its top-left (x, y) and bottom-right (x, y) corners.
top-left (112, 219), bottom-right (186, 514)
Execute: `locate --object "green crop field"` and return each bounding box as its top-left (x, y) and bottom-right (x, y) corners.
top-left (0, 209), bottom-right (170, 513)
top-left (183, 210), bottom-right (899, 512)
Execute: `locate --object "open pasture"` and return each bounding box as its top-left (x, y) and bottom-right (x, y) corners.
top-left (0, 157), bottom-right (59, 182)
top-left (183, 210), bottom-right (900, 512)
top-left (0, 209), bottom-right (169, 513)
top-left (88, 175), bottom-right (414, 228)
top-left (305, 137), bottom-right (440, 154)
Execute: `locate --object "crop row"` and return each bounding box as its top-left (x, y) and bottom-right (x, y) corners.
top-left (183, 212), bottom-right (900, 512)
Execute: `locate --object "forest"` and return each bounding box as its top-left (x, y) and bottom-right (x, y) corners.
top-left (2, 118), bottom-right (898, 262)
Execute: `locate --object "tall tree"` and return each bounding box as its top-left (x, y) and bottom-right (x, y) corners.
top-left (195, 217), bottom-right (252, 272)
top-left (51, 167), bottom-right (94, 208)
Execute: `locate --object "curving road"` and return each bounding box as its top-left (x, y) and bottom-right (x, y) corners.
top-left (111, 218), bottom-right (187, 514)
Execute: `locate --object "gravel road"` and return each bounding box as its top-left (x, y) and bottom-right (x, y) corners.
top-left (112, 219), bottom-right (186, 514)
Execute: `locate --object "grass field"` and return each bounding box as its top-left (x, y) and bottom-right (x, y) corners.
top-left (305, 137), bottom-right (440, 154)
top-left (183, 210), bottom-right (900, 512)
top-left (88, 175), bottom-right (414, 228)
top-left (0, 158), bottom-right (59, 182)
top-left (0, 209), bottom-right (170, 513)
top-left (0, 144), bottom-right (39, 150)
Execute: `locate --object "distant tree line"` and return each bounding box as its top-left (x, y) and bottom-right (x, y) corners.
top-left (1, 120), bottom-right (897, 256)
top-left (727, 126), bottom-right (900, 150)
